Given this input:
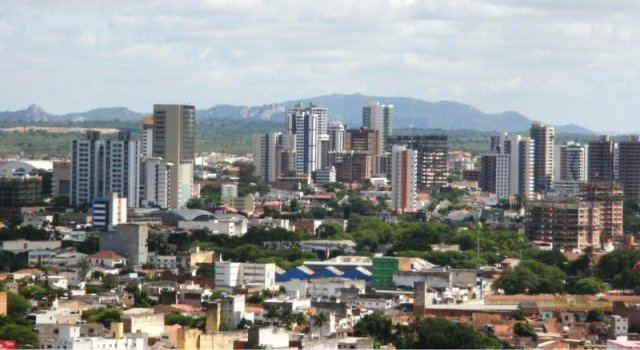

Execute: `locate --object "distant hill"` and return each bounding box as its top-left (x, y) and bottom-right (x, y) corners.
top-left (0, 104), bottom-right (144, 123)
top-left (1, 94), bottom-right (596, 134)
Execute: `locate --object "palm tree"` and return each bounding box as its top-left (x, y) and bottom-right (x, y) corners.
top-left (294, 312), bottom-right (308, 329)
top-left (279, 308), bottom-right (295, 330)
top-left (264, 305), bottom-right (281, 326)
top-left (312, 312), bottom-right (329, 337)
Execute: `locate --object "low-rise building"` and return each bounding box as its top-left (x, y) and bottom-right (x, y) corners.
top-left (122, 311), bottom-right (165, 337)
top-left (0, 239), bottom-right (61, 253)
top-left (44, 326), bottom-right (147, 350)
top-left (215, 262), bottom-right (276, 291)
top-left (89, 251), bottom-right (127, 268)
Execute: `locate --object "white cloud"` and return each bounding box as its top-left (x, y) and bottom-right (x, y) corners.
top-left (0, 0), bottom-right (639, 131)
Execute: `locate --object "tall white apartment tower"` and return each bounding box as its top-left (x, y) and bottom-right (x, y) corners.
top-left (327, 121), bottom-right (346, 153)
top-left (363, 101), bottom-right (393, 152)
top-left (253, 132), bottom-right (281, 183)
top-left (556, 142), bottom-right (588, 182)
top-left (391, 145), bottom-right (418, 212)
top-left (71, 131), bottom-right (140, 207)
top-left (518, 137), bottom-right (536, 200)
top-left (530, 123), bottom-right (555, 194)
top-left (286, 103), bottom-right (322, 175)
top-left (152, 104), bottom-right (196, 209)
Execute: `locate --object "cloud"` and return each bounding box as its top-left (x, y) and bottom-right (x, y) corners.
top-left (0, 0), bottom-right (639, 131)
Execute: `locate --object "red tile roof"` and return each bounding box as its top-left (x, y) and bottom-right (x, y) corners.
top-left (89, 251), bottom-right (126, 260)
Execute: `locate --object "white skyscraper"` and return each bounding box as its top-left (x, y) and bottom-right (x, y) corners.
top-left (556, 142), bottom-right (588, 182)
top-left (391, 145), bottom-right (418, 211)
top-left (518, 137), bottom-right (536, 200)
top-left (286, 103), bottom-right (322, 174)
top-left (363, 101), bottom-right (393, 152)
top-left (71, 131), bottom-right (140, 207)
top-left (328, 121), bottom-right (346, 153)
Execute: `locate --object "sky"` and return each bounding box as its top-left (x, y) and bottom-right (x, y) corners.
top-left (1, 0), bottom-right (639, 132)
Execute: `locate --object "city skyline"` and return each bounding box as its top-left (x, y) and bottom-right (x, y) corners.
top-left (1, 1), bottom-right (639, 132)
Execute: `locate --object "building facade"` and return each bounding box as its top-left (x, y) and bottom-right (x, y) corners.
top-left (253, 132), bottom-right (281, 183)
top-left (387, 135), bottom-right (448, 192)
top-left (391, 145), bottom-right (418, 212)
top-left (285, 104), bottom-right (320, 175)
top-left (557, 142), bottom-right (587, 182)
top-left (618, 135), bottom-right (640, 198)
top-left (99, 224), bottom-right (149, 266)
top-left (479, 153), bottom-right (510, 198)
top-left (362, 101), bottom-right (393, 152)
top-left (71, 131), bottom-right (140, 207)
top-left (152, 104), bottom-right (196, 209)
top-left (530, 123), bottom-right (555, 194)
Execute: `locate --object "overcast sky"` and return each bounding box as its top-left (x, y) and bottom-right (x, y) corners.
top-left (1, 0), bottom-right (639, 131)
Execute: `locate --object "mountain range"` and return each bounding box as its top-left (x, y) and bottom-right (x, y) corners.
top-left (0, 93), bottom-right (595, 134)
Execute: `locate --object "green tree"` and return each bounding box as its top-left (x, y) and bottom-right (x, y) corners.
top-left (494, 260), bottom-right (565, 294)
top-left (597, 249), bottom-right (640, 280)
top-left (513, 322), bottom-right (536, 338)
top-left (196, 263), bottom-right (216, 277)
top-left (312, 312), bottom-right (329, 336)
top-left (186, 197), bottom-right (206, 210)
top-left (8, 292), bottom-right (32, 316)
top-left (412, 317), bottom-right (506, 349)
top-left (51, 195), bottom-right (71, 208)
top-left (78, 257), bottom-right (91, 281)
top-left (82, 307), bottom-right (123, 327)
top-left (0, 324), bottom-right (38, 349)
top-left (566, 277), bottom-right (607, 295)
top-left (612, 268), bottom-right (640, 289)
top-left (19, 284), bottom-right (48, 299)
top-left (237, 318), bottom-right (253, 329)
top-left (353, 313), bottom-right (394, 345)
top-left (102, 274), bottom-right (120, 290)
top-left (586, 309), bottom-right (605, 322)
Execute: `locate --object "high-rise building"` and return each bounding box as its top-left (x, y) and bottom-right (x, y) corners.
top-left (152, 104), bottom-right (196, 209)
top-left (530, 123), bottom-right (555, 194)
top-left (557, 142), bottom-right (587, 182)
top-left (363, 101), bottom-right (393, 152)
top-left (327, 121), bottom-right (346, 153)
top-left (518, 137), bottom-right (536, 200)
top-left (584, 182), bottom-right (624, 243)
top-left (588, 135), bottom-right (616, 182)
top-left (618, 135), bottom-right (640, 198)
top-left (525, 200), bottom-right (601, 249)
top-left (330, 151), bottom-right (372, 183)
top-left (71, 131), bottom-right (140, 207)
top-left (275, 134), bottom-right (297, 180)
top-left (479, 153), bottom-right (510, 198)
top-left (253, 132), bottom-right (281, 183)
top-left (391, 145), bottom-right (417, 211)
top-left (285, 103), bottom-right (321, 175)
top-left (526, 181), bottom-right (623, 249)
top-left (387, 135), bottom-right (448, 192)
top-left (141, 157), bottom-right (171, 209)
top-left (345, 127), bottom-right (380, 156)
top-left (141, 116), bottom-right (154, 158)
